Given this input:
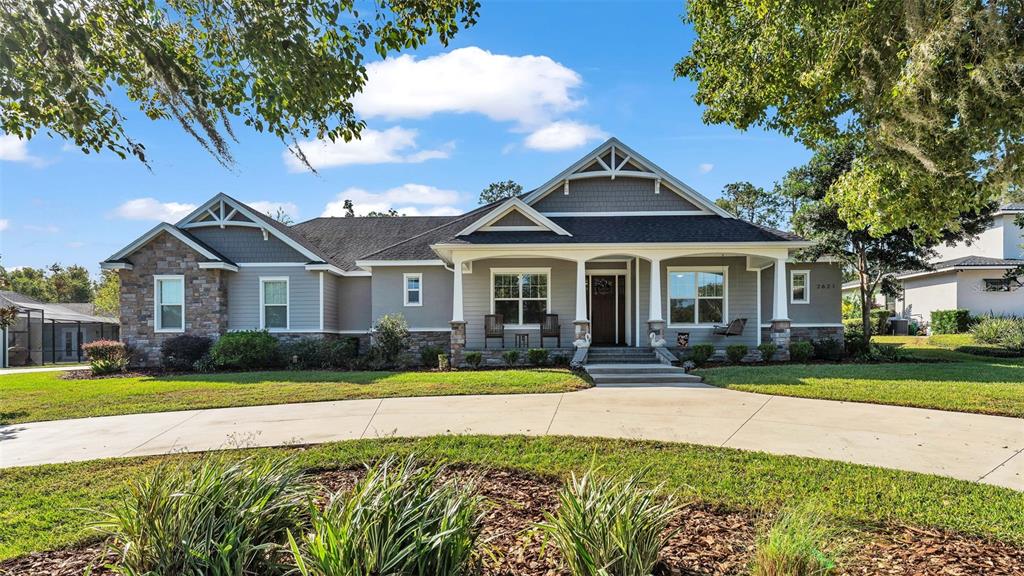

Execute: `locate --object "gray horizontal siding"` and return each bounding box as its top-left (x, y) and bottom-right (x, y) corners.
top-left (336, 276), bottom-right (372, 331)
top-left (322, 273), bottom-right (339, 331)
top-left (189, 227), bottom-right (306, 263)
top-left (227, 266), bottom-right (320, 330)
top-left (760, 262), bottom-right (842, 326)
top-left (533, 177), bottom-right (700, 213)
top-left (371, 266), bottom-right (453, 329)
top-left (656, 257), bottom-right (759, 348)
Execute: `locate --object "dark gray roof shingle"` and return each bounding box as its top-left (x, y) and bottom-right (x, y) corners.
top-left (292, 216), bottom-right (457, 270)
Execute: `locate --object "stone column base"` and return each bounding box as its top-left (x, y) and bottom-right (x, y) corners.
top-left (770, 319), bottom-right (791, 361)
top-left (573, 320), bottom-right (591, 347)
top-left (647, 319), bottom-right (666, 347)
top-left (449, 321), bottom-right (467, 367)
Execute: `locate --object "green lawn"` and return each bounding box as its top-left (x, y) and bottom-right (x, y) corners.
top-left (699, 336), bottom-right (1024, 417)
top-left (1, 435), bottom-right (1022, 561)
top-left (0, 369), bottom-right (587, 424)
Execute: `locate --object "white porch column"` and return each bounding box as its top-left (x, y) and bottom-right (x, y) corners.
top-left (452, 258), bottom-right (464, 322)
top-left (770, 256), bottom-right (792, 360)
top-left (573, 257), bottom-right (591, 345)
top-left (647, 257), bottom-right (665, 346)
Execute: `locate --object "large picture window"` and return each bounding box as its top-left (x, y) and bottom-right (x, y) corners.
top-left (492, 269), bottom-right (550, 325)
top-left (668, 268), bottom-right (725, 325)
top-left (154, 275), bottom-right (184, 332)
top-left (260, 277), bottom-right (289, 330)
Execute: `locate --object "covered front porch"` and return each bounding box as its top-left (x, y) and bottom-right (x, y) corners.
top-left (443, 245), bottom-right (798, 364)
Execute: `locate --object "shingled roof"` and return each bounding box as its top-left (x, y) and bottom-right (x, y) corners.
top-left (292, 216), bottom-right (458, 270)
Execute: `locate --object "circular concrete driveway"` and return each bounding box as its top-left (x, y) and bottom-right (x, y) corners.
top-left (1, 385), bottom-right (1021, 490)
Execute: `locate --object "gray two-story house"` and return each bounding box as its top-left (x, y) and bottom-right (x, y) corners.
top-left (102, 138), bottom-right (842, 367)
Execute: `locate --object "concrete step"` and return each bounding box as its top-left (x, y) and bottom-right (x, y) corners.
top-left (586, 357), bottom-right (660, 364)
top-left (587, 364), bottom-right (688, 374)
top-left (588, 372), bottom-right (704, 386)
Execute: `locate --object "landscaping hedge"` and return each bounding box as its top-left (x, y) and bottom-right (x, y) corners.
top-left (210, 330), bottom-right (282, 370)
top-left (930, 309), bottom-right (973, 334)
top-left (160, 334), bottom-right (212, 371)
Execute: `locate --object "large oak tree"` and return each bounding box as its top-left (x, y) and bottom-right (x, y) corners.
top-left (1, 0), bottom-right (479, 168)
top-left (677, 1), bottom-right (1022, 237)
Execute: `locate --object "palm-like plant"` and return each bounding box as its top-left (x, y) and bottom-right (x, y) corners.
top-left (537, 469), bottom-right (679, 576)
top-left (290, 456), bottom-right (484, 576)
top-left (751, 507), bottom-right (840, 576)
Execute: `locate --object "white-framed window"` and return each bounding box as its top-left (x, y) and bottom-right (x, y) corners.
top-left (491, 268), bottom-right (550, 326)
top-left (154, 275), bottom-right (185, 332)
top-left (403, 273), bottom-right (423, 306)
top-left (667, 267), bottom-right (727, 325)
top-left (260, 277), bottom-right (289, 330)
top-left (790, 270), bottom-right (810, 304)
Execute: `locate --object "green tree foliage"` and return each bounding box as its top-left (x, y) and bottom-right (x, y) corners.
top-left (677, 1), bottom-right (1023, 236)
top-left (479, 180), bottom-right (523, 204)
top-left (781, 139), bottom-right (992, 340)
top-left (4, 262), bottom-right (104, 305)
top-left (47, 264), bottom-right (93, 303)
top-left (1, 0), bottom-right (479, 169)
top-left (8, 267), bottom-right (53, 302)
top-left (714, 181), bottom-right (785, 228)
top-left (93, 270), bottom-right (120, 317)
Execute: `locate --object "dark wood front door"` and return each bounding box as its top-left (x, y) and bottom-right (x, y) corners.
top-left (589, 275), bottom-right (626, 345)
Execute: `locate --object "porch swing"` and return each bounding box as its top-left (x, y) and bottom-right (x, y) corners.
top-left (712, 318), bottom-right (747, 336)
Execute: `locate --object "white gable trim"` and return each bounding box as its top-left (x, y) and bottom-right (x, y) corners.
top-left (523, 138), bottom-right (732, 218)
top-left (176, 193), bottom-right (324, 263)
top-left (456, 198), bottom-right (572, 237)
top-left (103, 222), bottom-right (224, 263)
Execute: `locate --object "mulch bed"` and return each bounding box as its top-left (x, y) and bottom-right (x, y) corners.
top-left (3, 467), bottom-right (1021, 576)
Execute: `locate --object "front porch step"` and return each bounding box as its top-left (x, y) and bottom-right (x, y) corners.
top-left (585, 363), bottom-right (703, 387)
top-left (586, 347), bottom-right (662, 365)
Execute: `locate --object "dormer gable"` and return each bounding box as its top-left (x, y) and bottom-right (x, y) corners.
top-left (456, 198), bottom-right (572, 237)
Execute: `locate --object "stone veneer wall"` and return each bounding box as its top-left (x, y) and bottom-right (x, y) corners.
top-left (459, 348), bottom-right (575, 368)
top-left (119, 233), bottom-right (228, 366)
top-left (401, 330), bottom-right (452, 366)
top-left (760, 325), bottom-right (844, 345)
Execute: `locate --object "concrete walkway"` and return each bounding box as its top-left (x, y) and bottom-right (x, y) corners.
top-left (1, 385), bottom-right (1021, 490)
top-left (0, 364), bottom-right (89, 375)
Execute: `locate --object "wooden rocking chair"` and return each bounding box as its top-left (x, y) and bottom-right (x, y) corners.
top-left (712, 318), bottom-right (747, 336)
top-left (484, 314), bottom-right (505, 348)
top-left (540, 314), bottom-right (561, 348)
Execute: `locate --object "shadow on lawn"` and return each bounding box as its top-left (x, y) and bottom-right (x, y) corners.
top-left (702, 360), bottom-right (1024, 386)
top-left (147, 370), bottom-right (399, 385)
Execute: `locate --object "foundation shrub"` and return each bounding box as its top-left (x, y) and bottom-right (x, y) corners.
top-left (726, 344), bottom-right (748, 363)
top-left (527, 348), bottom-right (550, 366)
top-left (159, 334), bottom-right (212, 371)
top-left (930, 309), bottom-right (973, 334)
top-left (757, 342), bottom-right (778, 362)
top-left (690, 344), bottom-right (715, 366)
top-left (501, 349), bottom-right (520, 367)
top-left (210, 330), bottom-right (282, 370)
top-left (463, 351), bottom-right (483, 369)
top-left (789, 341), bottom-right (814, 363)
top-left (419, 345), bottom-right (444, 369)
top-left (811, 338), bottom-right (844, 361)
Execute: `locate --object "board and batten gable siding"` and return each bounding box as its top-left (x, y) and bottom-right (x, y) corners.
top-left (227, 266), bottom-right (320, 330)
top-left (188, 227), bottom-right (308, 263)
top-left (759, 262), bottom-right (843, 325)
top-left (371, 266), bottom-right (453, 329)
top-left (463, 258), bottom-right (577, 349)
top-left (652, 257), bottom-right (759, 348)
top-left (336, 276), bottom-right (372, 331)
top-left (532, 177), bottom-right (701, 214)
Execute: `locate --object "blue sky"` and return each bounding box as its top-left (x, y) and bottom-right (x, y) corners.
top-left (0, 1), bottom-right (810, 276)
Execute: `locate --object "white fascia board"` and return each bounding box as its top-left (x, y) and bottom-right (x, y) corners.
top-left (198, 262), bottom-right (239, 272)
top-left (104, 222), bottom-right (223, 263)
top-left (304, 263), bottom-right (346, 276)
top-left (898, 265), bottom-right (1018, 280)
top-left (434, 240), bottom-right (814, 252)
top-left (522, 137), bottom-right (731, 219)
top-left (455, 198), bottom-right (571, 237)
top-left (354, 259), bottom-right (447, 268)
top-left (540, 211), bottom-right (708, 217)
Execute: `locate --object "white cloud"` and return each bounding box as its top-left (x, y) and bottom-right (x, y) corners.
top-left (24, 223), bottom-right (60, 234)
top-left (322, 184), bottom-right (462, 217)
top-left (112, 198), bottom-right (197, 222)
top-left (698, 163), bottom-right (715, 174)
top-left (246, 201), bottom-right (299, 221)
top-left (524, 121), bottom-right (607, 151)
top-left (285, 127), bottom-right (453, 171)
top-left (0, 135), bottom-right (45, 167)
top-left (0, 219), bottom-right (8, 232)
top-left (353, 47), bottom-right (584, 127)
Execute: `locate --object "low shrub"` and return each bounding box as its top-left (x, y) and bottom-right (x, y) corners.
top-left (210, 330), bottom-right (281, 370)
top-left (527, 348), bottom-right (550, 366)
top-left (811, 338), bottom-right (844, 361)
top-left (464, 351), bottom-right (483, 369)
top-left (971, 316), bottom-right (1024, 350)
top-left (371, 313), bottom-right (410, 368)
top-left (419, 345), bottom-right (443, 369)
top-left (83, 339), bottom-right (126, 362)
top-left (789, 341), bottom-right (814, 363)
top-left (726, 344), bottom-right (748, 364)
top-left (282, 338), bottom-right (360, 370)
top-left (955, 345), bottom-right (1024, 358)
top-left (868, 343), bottom-right (909, 363)
top-left (537, 469), bottom-right (679, 576)
top-left (757, 342), bottom-right (778, 362)
top-left (551, 353), bottom-right (570, 368)
top-left (438, 353), bottom-right (450, 371)
top-left (908, 321), bottom-right (920, 336)
top-left (843, 329), bottom-right (870, 359)
top-left (930, 309), bottom-right (973, 334)
top-left (83, 340), bottom-right (130, 375)
top-left (289, 457), bottom-right (483, 576)
top-left (690, 344), bottom-right (715, 366)
top-left (751, 507), bottom-right (840, 576)
top-left (160, 334), bottom-right (212, 371)
top-left (502, 349), bottom-right (520, 367)
top-left (100, 455), bottom-right (308, 576)
top-left (192, 353), bottom-right (217, 373)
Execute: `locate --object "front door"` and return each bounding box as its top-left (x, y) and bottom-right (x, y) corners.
top-left (589, 275), bottom-right (626, 345)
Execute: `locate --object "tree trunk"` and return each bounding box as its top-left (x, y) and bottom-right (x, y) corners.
top-left (857, 250), bottom-right (872, 342)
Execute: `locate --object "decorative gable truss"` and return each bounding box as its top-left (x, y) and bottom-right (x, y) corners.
top-left (522, 138), bottom-right (733, 218)
top-left (179, 196), bottom-right (270, 238)
top-left (456, 198), bottom-right (572, 236)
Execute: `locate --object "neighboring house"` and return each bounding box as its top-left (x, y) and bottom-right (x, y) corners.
top-left (1, 290), bottom-right (119, 368)
top-left (841, 204), bottom-right (1024, 325)
top-left (102, 138), bottom-right (843, 366)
